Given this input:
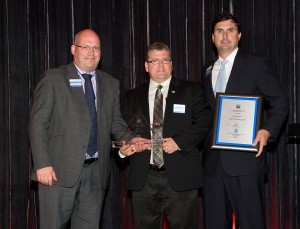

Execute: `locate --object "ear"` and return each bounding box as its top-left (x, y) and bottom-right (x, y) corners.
top-left (238, 32), bottom-right (242, 41)
top-left (212, 33), bottom-right (215, 43)
top-left (145, 62), bottom-right (149, 72)
top-left (71, 45), bottom-right (76, 55)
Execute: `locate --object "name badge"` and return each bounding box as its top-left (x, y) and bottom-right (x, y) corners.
top-left (173, 104), bottom-right (185, 113)
top-left (69, 79), bottom-right (82, 87)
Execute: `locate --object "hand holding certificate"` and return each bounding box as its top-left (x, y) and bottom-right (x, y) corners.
top-left (211, 93), bottom-right (262, 152)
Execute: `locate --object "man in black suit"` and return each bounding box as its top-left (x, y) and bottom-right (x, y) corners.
top-left (201, 12), bottom-right (289, 229)
top-left (120, 42), bottom-right (212, 229)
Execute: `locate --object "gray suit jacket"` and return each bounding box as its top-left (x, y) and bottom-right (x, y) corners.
top-left (29, 62), bottom-right (127, 188)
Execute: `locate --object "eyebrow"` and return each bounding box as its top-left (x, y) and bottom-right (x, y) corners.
top-left (216, 27), bottom-right (236, 30)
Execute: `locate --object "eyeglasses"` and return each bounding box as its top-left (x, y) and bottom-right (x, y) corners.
top-left (146, 58), bottom-right (172, 65)
top-left (74, 44), bottom-right (101, 52)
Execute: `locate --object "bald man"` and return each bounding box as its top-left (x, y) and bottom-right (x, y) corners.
top-left (29, 29), bottom-right (129, 229)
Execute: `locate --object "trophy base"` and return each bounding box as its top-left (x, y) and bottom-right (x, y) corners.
top-left (111, 140), bottom-right (163, 149)
top-left (112, 141), bottom-right (123, 148)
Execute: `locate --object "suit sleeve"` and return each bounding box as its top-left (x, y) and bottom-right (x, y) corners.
top-left (172, 84), bottom-right (213, 152)
top-left (29, 72), bottom-right (54, 170)
top-left (256, 58), bottom-right (289, 140)
top-left (110, 80), bottom-right (128, 141)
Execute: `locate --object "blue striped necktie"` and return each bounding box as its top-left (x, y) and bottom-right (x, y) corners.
top-left (82, 74), bottom-right (97, 157)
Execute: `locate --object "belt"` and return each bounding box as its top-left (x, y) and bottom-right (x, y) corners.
top-left (149, 164), bottom-right (165, 171)
top-left (84, 158), bottom-right (98, 165)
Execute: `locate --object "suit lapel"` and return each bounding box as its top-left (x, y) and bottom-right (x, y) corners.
top-left (226, 50), bottom-right (243, 93)
top-left (164, 77), bottom-right (180, 123)
top-left (203, 62), bottom-right (217, 106)
top-left (95, 70), bottom-right (104, 114)
top-left (66, 63), bottom-right (87, 108)
top-left (138, 83), bottom-right (151, 126)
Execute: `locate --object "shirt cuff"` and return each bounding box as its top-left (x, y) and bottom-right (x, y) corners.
top-left (118, 150), bottom-right (126, 158)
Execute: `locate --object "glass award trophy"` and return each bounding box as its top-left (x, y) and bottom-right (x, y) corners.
top-left (112, 109), bottom-right (163, 148)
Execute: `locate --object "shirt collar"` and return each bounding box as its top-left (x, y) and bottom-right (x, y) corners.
top-left (218, 47), bottom-right (238, 64)
top-left (74, 63), bottom-right (96, 77)
top-left (149, 76), bottom-right (172, 90)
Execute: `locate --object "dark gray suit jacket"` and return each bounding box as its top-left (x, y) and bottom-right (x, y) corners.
top-left (121, 77), bottom-right (212, 191)
top-left (29, 62), bottom-right (127, 188)
top-left (201, 50), bottom-right (289, 176)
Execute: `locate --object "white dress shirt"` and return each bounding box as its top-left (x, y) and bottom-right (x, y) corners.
top-left (212, 47), bottom-right (238, 90)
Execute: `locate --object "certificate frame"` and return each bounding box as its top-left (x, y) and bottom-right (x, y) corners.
top-left (211, 93), bottom-right (262, 152)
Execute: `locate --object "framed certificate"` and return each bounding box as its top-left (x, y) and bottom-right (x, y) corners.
top-left (211, 93), bottom-right (262, 152)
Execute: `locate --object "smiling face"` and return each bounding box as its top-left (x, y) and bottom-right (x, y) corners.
top-left (145, 49), bottom-right (173, 84)
top-left (71, 29), bottom-right (101, 72)
top-left (212, 19), bottom-right (241, 59)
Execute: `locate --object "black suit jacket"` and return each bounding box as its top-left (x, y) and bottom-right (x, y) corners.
top-left (201, 50), bottom-right (289, 176)
top-left (121, 77), bottom-right (212, 191)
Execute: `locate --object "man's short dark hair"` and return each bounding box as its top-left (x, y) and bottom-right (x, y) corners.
top-left (145, 42), bottom-right (171, 60)
top-left (211, 12), bottom-right (241, 33)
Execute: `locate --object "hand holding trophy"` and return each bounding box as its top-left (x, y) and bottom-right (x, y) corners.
top-left (112, 109), bottom-right (163, 149)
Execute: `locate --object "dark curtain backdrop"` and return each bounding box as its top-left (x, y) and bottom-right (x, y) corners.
top-left (0, 0), bottom-right (299, 228)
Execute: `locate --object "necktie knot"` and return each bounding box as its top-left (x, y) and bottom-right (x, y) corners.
top-left (220, 59), bottom-right (229, 67)
top-left (157, 84), bottom-right (163, 90)
top-left (82, 73), bottom-right (93, 81)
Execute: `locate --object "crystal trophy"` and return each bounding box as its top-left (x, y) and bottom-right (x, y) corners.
top-left (112, 109), bottom-right (163, 148)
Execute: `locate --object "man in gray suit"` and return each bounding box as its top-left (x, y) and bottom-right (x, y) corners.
top-left (29, 29), bottom-right (134, 229)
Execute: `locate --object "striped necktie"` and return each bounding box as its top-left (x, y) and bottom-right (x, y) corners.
top-left (152, 85), bottom-right (164, 168)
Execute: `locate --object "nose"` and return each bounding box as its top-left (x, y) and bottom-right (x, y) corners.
top-left (86, 51), bottom-right (96, 57)
top-left (158, 59), bottom-right (164, 65)
top-left (87, 48), bottom-right (95, 54)
top-left (223, 31), bottom-right (228, 38)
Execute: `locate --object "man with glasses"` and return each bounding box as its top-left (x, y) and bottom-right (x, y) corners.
top-left (29, 29), bottom-right (137, 229)
top-left (119, 42), bottom-right (212, 228)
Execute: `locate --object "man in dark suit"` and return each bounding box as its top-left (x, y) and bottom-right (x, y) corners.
top-left (201, 12), bottom-right (289, 229)
top-left (119, 42), bottom-right (212, 229)
top-left (29, 29), bottom-right (136, 229)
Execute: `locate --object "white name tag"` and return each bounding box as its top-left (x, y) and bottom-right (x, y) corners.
top-left (173, 104), bottom-right (185, 113)
top-left (69, 79), bottom-right (82, 87)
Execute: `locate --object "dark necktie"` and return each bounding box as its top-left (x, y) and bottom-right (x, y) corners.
top-left (152, 85), bottom-right (164, 168)
top-left (82, 74), bottom-right (97, 157)
top-left (214, 59), bottom-right (229, 96)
